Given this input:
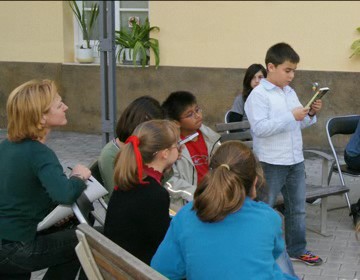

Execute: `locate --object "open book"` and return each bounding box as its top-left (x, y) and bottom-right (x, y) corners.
top-left (37, 175), bottom-right (108, 231)
top-left (305, 87), bottom-right (330, 109)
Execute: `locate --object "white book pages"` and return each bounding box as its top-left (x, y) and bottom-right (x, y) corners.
top-left (305, 87), bottom-right (330, 109)
top-left (83, 175), bottom-right (108, 202)
top-left (37, 175), bottom-right (108, 231)
top-left (36, 205), bottom-right (73, 231)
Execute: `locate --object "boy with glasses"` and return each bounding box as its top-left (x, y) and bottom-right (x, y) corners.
top-left (162, 91), bottom-right (221, 209)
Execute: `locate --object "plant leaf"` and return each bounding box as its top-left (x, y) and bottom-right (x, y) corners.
top-left (351, 39), bottom-right (360, 50)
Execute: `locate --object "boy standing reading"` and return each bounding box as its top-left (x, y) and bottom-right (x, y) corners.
top-left (245, 42), bottom-right (323, 266)
top-left (162, 91), bottom-right (221, 209)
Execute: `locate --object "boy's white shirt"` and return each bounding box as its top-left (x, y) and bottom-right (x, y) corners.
top-left (244, 79), bottom-right (316, 165)
top-left (167, 124), bottom-right (221, 207)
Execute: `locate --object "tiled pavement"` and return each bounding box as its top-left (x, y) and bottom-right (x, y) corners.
top-left (1, 129), bottom-right (359, 280)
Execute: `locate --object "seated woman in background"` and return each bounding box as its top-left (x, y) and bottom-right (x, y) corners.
top-left (228, 63), bottom-right (267, 122)
top-left (151, 141), bottom-right (298, 280)
top-left (98, 96), bottom-right (164, 201)
top-left (0, 79), bottom-right (91, 279)
top-left (344, 119), bottom-right (360, 171)
top-left (104, 120), bottom-right (181, 265)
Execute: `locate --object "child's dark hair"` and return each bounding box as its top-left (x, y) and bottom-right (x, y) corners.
top-left (242, 64), bottom-right (267, 102)
top-left (116, 96), bottom-right (164, 142)
top-left (265, 42), bottom-right (300, 67)
top-left (162, 91), bottom-right (197, 121)
top-left (193, 141), bottom-right (264, 223)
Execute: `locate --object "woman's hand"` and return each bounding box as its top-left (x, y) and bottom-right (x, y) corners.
top-left (70, 164), bottom-right (91, 181)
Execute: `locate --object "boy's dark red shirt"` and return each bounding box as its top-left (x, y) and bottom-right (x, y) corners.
top-left (183, 130), bottom-right (209, 184)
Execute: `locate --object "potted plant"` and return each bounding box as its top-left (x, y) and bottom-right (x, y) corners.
top-left (115, 17), bottom-right (160, 68)
top-left (69, 0), bottom-right (99, 63)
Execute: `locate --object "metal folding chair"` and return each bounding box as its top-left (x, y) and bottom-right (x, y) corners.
top-left (224, 110), bottom-right (243, 123)
top-left (89, 160), bottom-right (108, 210)
top-left (326, 114), bottom-right (360, 212)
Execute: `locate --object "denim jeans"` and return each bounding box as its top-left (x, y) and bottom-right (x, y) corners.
top-left (344, 150), bottom-right (360, 171)
top-left (261, 161), bottom-right (307, 257)
top-left (0, 229), bottom-right (82, 280)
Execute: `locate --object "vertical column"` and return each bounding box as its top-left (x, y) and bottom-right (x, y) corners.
top-left (98, 1), bottom-right (117, 147)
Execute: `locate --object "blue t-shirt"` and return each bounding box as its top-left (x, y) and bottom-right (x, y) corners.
top-left (151, 198), bottom-right (297, 280)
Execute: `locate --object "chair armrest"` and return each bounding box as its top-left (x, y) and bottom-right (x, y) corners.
top-left (304, 149), bottom-right (334, 162)
top-left (304, 149), bottom-right (335, 186)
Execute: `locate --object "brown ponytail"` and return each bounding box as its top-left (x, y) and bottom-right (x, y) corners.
top-left (193, 141), bottom-right (264, 222)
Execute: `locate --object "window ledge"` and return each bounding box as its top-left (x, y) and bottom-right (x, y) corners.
top-left (62, 62), bottom-right (150, 68)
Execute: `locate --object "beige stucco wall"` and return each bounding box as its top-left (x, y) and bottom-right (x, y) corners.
top-left (1, 1), bottom-right (360, 71)
top-left (150, 1), bottom-right (360, 71)
top-left (0, 1), bottom-right (72, 63)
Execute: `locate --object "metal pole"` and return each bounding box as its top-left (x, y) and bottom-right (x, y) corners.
top-left (98, 1), bottom-right (117, 147)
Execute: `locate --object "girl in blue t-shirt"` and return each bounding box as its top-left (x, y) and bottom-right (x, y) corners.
top-left (151, 140), bottom-right (298, 280)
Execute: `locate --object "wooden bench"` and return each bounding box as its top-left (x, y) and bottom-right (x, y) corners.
top-left (215, 121), bottom-right (350, 236)
top-left (75, 223), bottom-right (167, 280)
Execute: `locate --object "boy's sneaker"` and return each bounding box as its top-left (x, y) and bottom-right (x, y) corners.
top-left (290, 250), bottom-right (323, 266)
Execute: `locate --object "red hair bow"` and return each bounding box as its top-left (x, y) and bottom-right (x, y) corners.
top-left (125, 135), bottom-right (145, 184)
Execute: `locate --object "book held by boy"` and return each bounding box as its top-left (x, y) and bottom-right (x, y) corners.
top-left (305, 87), bottom-right (330, 109)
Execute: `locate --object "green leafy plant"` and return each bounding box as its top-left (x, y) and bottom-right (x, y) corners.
top-left (69, 1), bottom-right (99, 49)
top-left (115, 17), bottom-right (160, 68)
top-left (350, 27), bottom-right (360, 58)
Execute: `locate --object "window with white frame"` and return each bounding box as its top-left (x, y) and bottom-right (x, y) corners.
top-left (73, 1), bottom-right (149, 62)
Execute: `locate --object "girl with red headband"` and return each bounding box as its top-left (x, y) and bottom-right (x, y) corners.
top-left (104, 119), bottom-right (181, 265)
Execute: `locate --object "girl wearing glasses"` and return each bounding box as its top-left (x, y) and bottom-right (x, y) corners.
top-left (104, 119), bottom-right (181, 265)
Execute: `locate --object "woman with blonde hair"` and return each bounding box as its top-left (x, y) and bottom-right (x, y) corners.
top-left (0, 79), bottom-right (90, 279)
top-left (151, 141), bottom-right (298, 280)
top-left (104, 119), bottom-right (181, 265)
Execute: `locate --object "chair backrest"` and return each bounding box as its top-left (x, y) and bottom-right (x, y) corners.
top-left (75, 223), bottom-right (167, 280)
top-left (88, 160), bottom-right (108, 211)
top-left (224, 110), bottom-right (231, 123)
top-left (72, 192), bottom-right (106, 226)
top-left (225, 110), bottom-right (243, 123)
top-left (215, 120), bottom-right (252, 147)
top-left (89, 160), bottom-right (105, 186)
top-left (326, 115), bottom-right (360, 138)
top-left (326, 114), bottom-right (360, 186)
top-left (72, 192), bottom-right (96, 225)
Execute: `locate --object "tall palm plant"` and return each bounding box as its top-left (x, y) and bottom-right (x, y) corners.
top-left (115, 17), bottom-right (160, 68)
top-left (69, 1), bottom-right (99, 49)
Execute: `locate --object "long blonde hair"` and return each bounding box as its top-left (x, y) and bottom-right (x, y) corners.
top-left (6, 79), bottom-right (57, 142)
top-left (193, 141), bottom-right (264, 222)
top-left (114, 119), bottom-right (179, 190)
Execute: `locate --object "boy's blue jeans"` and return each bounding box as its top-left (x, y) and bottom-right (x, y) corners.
top-left (261, 161), bottom-right (307, 258)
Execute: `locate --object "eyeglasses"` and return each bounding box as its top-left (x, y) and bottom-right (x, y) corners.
top-left (153, 142), bottom-right (183, 156)
top-left (169, 143), bottom-right (183, 153)
top-left (180, 107), bottom-right (202, 119)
